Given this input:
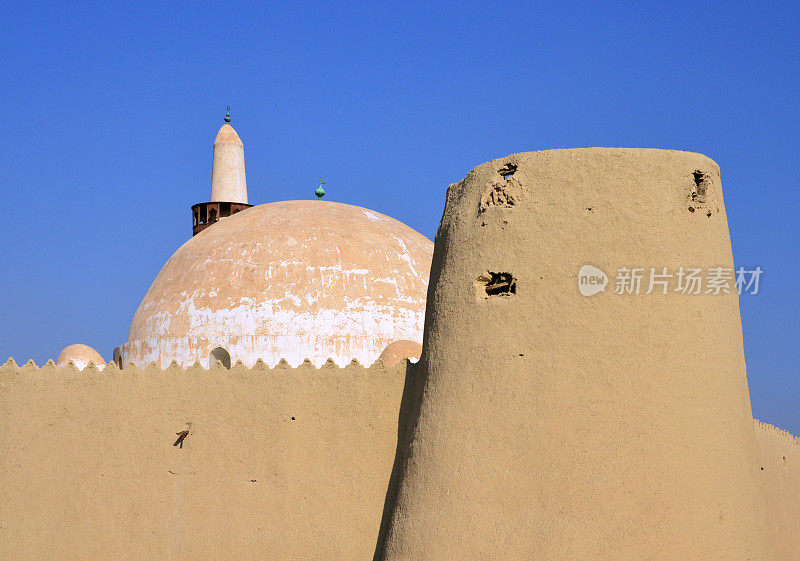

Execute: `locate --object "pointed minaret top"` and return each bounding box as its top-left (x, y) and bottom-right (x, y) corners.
top-left (214, 122), bottom-right (243, 145)
top-left (224, 105), bottom-right (231, 123)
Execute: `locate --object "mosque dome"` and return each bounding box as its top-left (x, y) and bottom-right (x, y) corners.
top-left (118, 200), bottom-right (433, 368)
top-left (57, 344), bottom-right (106, 370)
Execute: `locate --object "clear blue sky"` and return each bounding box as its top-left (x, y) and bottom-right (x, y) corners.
top-left (1, 2), bottom-right (797, 433)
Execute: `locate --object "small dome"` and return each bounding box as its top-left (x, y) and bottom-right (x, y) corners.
top-left (214, 123), bottom-right (242, 145)
top-left (57, 344), bottom-right (106, 370)
top-left (378, 340), bottom-right (422, 367)
top-left (121, 201), bottom-right (433, 368)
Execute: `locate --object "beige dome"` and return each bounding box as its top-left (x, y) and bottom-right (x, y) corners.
top-left (378, 340), bottom-right (422, 367)
top-left (119, 201), bottom-right (433, 368)
top-left (56, 344), bottom-right (106, 370)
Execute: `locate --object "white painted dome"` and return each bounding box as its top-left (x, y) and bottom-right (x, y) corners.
top-left (57, 344), bottom-right (106, 370)
top-left (119, 200), bottom-right (433, 368)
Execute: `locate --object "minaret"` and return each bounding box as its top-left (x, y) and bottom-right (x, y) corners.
top-left (191, 107), bottom-right (252, 236)
top-left (210, 106), bottom-right (247, 203)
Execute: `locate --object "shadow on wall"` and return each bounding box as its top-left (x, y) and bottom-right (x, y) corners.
top-left (373, 358), bottom-right (426, 561)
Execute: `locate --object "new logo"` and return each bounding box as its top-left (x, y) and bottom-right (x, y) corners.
top-left (578, 265), bottom-right (608, 296)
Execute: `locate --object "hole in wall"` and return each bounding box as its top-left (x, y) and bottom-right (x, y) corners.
top-left (692, 170), bottom-right (709, 203)
top-left (498, 163), bottom-right (517, 178)
top-left (688, 170), bottom-right (715, 216)
top-left (480, 177), bottom-right (524, 213)
top-left (209, 347), bottom-right (231, 369)
top-left (477, 271), bottom-right (517, 298)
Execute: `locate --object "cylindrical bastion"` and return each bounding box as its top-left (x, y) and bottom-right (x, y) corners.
top-left (377, 148), bottom-right (772, 560)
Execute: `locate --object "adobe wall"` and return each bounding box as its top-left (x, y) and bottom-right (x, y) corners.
top-left (754, 420), bottom-right (800, 559)
top-left (0, 367), bottom-right (798, 560)
top-left (0, 359), bottom-right (408, 561)
top-left (376, 148), bottom-right (777, 560)
top-left (3, 150), bottom-right (799, 560)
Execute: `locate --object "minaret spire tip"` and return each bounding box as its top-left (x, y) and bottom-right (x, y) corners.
top-left (224, 105), bottom-right (231, 124)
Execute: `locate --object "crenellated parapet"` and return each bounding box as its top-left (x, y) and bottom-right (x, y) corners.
top-left (754, 419), bottom-right (800, 445)
top-left (0, 356), bottom-right (414, 560)
top-left (2, 355), bottom-right (409, 374)
top-left (753, 418), bottom-right (800, 559)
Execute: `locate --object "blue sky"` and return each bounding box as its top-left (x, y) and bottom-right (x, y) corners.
top-left (0, 1), bottom-right (797, 433)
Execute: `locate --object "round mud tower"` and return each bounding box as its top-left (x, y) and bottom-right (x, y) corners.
top-left (378, 149), bottom-right (772, 560)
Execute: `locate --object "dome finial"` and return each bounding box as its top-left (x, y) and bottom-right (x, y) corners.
top-left (315, 177), bottom-right (327, 200)
top-left (224, 105), bottom-right (231, 123)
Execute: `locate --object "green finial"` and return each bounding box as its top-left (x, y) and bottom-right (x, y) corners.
top-left (224, 105), bottom-right (231, 123)
top-left (315, 177), bottom-right (327, 200)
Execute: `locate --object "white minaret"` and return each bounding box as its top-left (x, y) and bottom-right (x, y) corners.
top-left (210, 106), bottom-right (248, 204)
